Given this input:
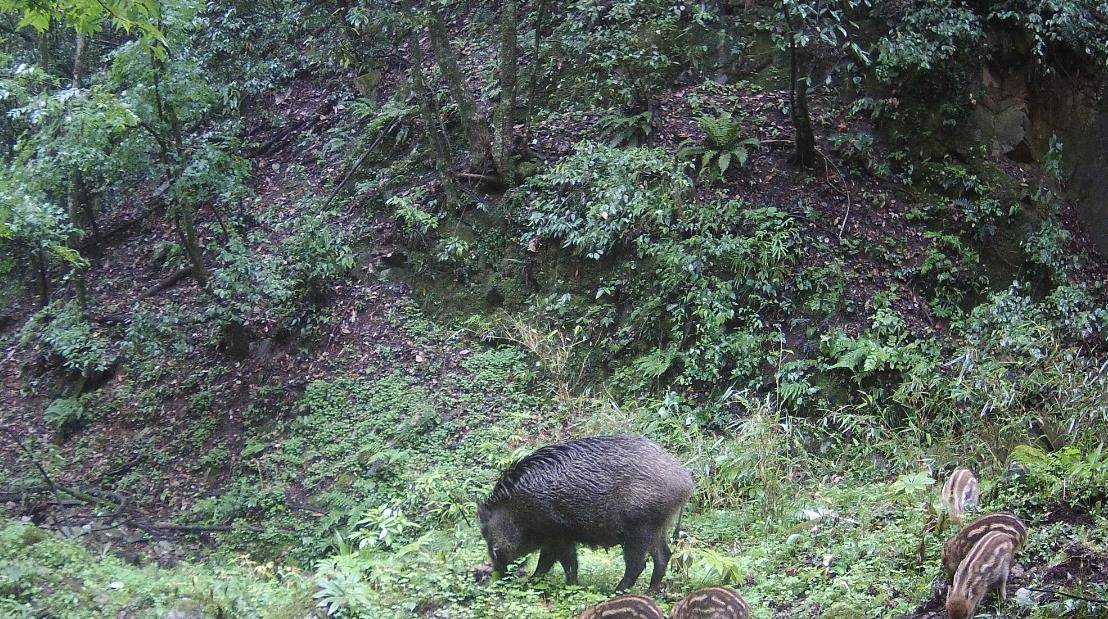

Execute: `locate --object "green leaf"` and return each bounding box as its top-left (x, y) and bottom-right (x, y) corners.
top-left (18, 9), bottom-right (49, 31)
top-left (718, 151), bottom-right (731, 174)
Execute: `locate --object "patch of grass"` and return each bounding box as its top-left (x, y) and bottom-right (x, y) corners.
top-left (0, 520), bottom-right (314, 617)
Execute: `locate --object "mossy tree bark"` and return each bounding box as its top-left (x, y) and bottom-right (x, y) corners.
top-left (521, 0), bottom-right (551, 147)
top-left (66, 31), bottom-right (89, 309)
top-left (32, 247), bottom-right (49, 308)
top-left (36, 20), bottom-right (49, 73)
top-left (781, 3), bottom-right (816, 168)
top-left (494, 0), bottom-right (519, 181)
top-left (428, 4), bottom-right (492, 172)
top-left (149, 41), bottom-right (209, 288)
top-left (781, 3), bottom-right (817, 168)
top-left (408, 16), bottom-right (457, 204)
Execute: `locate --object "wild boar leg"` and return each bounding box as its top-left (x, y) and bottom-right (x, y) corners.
top-left (616, 533), bottom-right (651, 591)
top-left (648, 537), bottom-right (672, 590)
top-left (532, 546), bottom-right (558, 578)
top-left (558, 543), bottom-right (579, 584)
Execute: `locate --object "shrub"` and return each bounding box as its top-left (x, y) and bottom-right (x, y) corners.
top-left (894, 282), bottom-right (1108, 462)
top-left (1004, 444), bottom-right (1108, 511)
top-left (545, 0), bottom-right (714, 110)
top-left (208, 238), bottom-right (291, 329)
top-left (597, 110), bottom-right (653, 147)
top-left (43, 398), bottom-right (88, 432)
top-left (519, 143), bottom-right (798, 386)
top-left (279, 212), bottom-right (355, 315)
top-left (521, 142), bottom-right (692, 260)
top-left (20, 301), bottom-right (111, 374)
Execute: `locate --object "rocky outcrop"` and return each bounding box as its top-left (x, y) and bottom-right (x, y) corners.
top-left (972, 57), bottom-right (1108, 253)
top-left (1029, 74), bottom-right (1108, 253)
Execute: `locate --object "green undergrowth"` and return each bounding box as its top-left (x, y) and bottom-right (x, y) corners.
top-left (6, 444), bottom-right (1106, 618)
top-left (0, 520), bottom-right (315, 618)
top-left (187, 344), bottom-right (552, 564)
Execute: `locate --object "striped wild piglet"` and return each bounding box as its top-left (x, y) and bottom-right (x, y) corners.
top-left (669, 586), bottom-right (750, 619)
top-left (946, 531), bottom-right (1016, 619)
top-left (941, 512), bottom-right (1027, 579)
top-left (941, 467), bottom-right (980, 522)
top-left (578, 595), bottom-right (665, 619)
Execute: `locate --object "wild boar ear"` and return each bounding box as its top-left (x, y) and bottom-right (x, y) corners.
top-left (477, 503), bottom-right (490, 522)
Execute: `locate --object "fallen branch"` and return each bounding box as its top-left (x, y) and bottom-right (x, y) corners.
top-left (2, 429), bottom-right (67, 515)
top-left (96, 455), bottom-right (144, 481)
top-left (141, 267), bottom-right (193, 298)
top-left (132, 521), bottom-right (287, 534)
top-left (248, 98), bottom-right (337, 157)
top-left (453, 171), bottom-right (503, 184)
top-left (79, 181), bottom-right (169, 252)
top-left (1024, 586), bottom-right (1108, 605)
top-left (322, 119), bottom-right (400, 210)
top-left (136, 522), bottom-right (236, 532)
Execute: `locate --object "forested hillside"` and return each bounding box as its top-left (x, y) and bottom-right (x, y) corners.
top-left (1, 1), bottom-right (1106, 617)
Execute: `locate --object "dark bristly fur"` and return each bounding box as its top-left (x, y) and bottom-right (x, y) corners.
top-left (669, 586), bottom-right (751, 619)
top-left (941, 467), bottom-right (980, 522)
top-left (946, 531), bottom-right (1016, 619)
top-left (478, 435), bottom-right (694, 592)
top-left (941, 512), bottom-right (1027, 579)
top-left (577, 595), bottom-right (666, 619)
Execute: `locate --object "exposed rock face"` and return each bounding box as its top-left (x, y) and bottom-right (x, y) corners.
top-left (1035, 75), bottom-right (1108, 254)
top-left (972, 57), bottom-right (1108, 254)
top-left (973, 65), bottom-right (1031, 160)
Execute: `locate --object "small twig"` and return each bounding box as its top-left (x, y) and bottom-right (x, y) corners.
top-left (2, 429), bottom-right (67, 519)
top-left (1024, 586), bottom-right (1108, 604)
top-left (816, 147), bottom-right (853, 241)
top-left (453, 171), bottom-right (503, 184)
top-left (837, 197), bottom-right (851, 241)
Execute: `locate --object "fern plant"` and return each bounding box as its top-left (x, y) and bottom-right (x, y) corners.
top-left (598, 110), bottom-right (654, 147)
top-left (678, 111), bottom-right (759, 176)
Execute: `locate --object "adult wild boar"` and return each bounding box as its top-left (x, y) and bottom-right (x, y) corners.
top-left (477, 435), bottom-right (694, 591)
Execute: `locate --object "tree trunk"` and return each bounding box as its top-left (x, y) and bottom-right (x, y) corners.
top-left (176, 210), bottom-right (209, 289)
top-left (83, 194), bottom-right (100, 254)
top-left (36, 21), bottom-right (49, 74)
top-left (791, 67), bottom-right (815, 167)
top-left (66, 31), bottom-right (89, 310)
top-left (66, 171), bottom-right (89, 308)
top-left (409, 20), bottom-right (457, 204)
top-left (428, 5), bottom-right (492, 172)
top-left (71, 30), bottom-right (86, 87)
top-left (33, 247), bottom-right (49, 308)
top-left (148, 33), bottom-right (207, 286)
top-left (494, 0), bottom-right (519, 181)
top-left (220, 320), bottom-right (251, 359)
top-left (521, 0), bottom-right (551, 148)
top-left (785, 21), bottom-right (816, 168)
